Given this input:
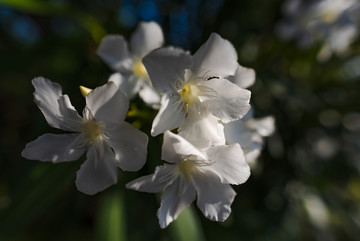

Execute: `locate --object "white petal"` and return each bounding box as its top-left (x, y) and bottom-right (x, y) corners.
top-left (75, 143), bottom-right (118, 195)
top-left (32, 77), bottom-right (80, 131)
top-left (157, 179), bottom-right (196, 228)
top-left (204, 144), bottom-right (250, 185)
top-left (244, 139), bottom-right (263, 165)
top-left (86, 81), bottom-right (129, 128)
top-left (162, 131), bottom-right (207, 163)
top-left (151, 93), bottom-right (186, 136)
top-left (203, 78), bottom-right (251, 123)
top-left (108, 73), bottom-right (142, 100)
top-left (224, 119), bottom-right (253, 146)
top-left (143, 46), bottom-right (192, 93)
top-left (22, 133), bottom-right (87, 163)
top-left (191, 33), bottom-right (238, 78)
top-left (193, 172), bottom-right (236, 222)
top-left (108, 122), bottom-right (148, 171)
top-left (246, 116), bottom-right (275, 136)
top-left (57, 95), bottom-right (83, 130)
top-left (130, 21), bottom-right (164, 58)
top-left (227, 64), bottom-right (256, 89)
top-left (224, 121), bottom-right (264, 164)
top-left (97, 35), bottom-right (133, 72)
top-left (178, 110), bottom-right (225, 149)
top-left (126, 164), bottom-right (177, 193)
top-left (138, 83), bottom-right (161, 109)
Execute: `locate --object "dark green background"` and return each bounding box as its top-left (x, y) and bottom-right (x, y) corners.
top-left (0, 0), bottom-right (360, 240)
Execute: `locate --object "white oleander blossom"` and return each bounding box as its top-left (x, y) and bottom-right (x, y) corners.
top-left (177, 61), bottom-right (258, 151)
top-left (178, 109), bottom-right (225, 149)
top-left (97, 21), bottom-right (164, 108)
top-left (143, 33), bottom-right (251, 136)
top-left (22, 77), bottom-right (148, 195)
top-left (277, 0), bottom-right (360, 60)
top-left (226, 66), bottom-right (275, 165)
top-left (126, 131), bottom-right (250, 228)
top-left (224, 109), bottom-right (275, 166)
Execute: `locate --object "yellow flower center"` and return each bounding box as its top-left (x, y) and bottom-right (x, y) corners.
top-left (181, 83), bottom-right (200, 106)
top-left (81, 120), bottom-right (102, 144)
top-left (177, 160), bottom-right (197, 180)
top-left (133, 60), bottom-right (148, 79)
top-left (321, 11), bottom-right (338, 23)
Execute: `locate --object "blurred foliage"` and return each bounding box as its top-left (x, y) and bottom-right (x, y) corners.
top-left (0, 0), bottom-right (360, 240)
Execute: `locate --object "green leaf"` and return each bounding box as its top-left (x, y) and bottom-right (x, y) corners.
top-left (0, 0), bottom-right (106, 43)
top-left (170, 206), bottom-right (205, 241)
top-left (95, 190), bottom-right (126, 241)
top-left (0, 0), bottom-right (61, 14)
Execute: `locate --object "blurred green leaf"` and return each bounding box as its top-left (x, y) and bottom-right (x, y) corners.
top-left (95, 190), bottom-right (126, 241)
top-left (0, 0), bottom-right (105, 43)
top-left (170, 206), bottom-right (205, 241)
top-left (0, 0), bottom-right (61, 14)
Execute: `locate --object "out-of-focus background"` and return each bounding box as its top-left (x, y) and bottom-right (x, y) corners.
top-left (1, 0), bottom-right (360, 240)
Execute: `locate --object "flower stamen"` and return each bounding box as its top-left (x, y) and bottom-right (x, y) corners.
top-left (81, 120), bottom-right (103, 144)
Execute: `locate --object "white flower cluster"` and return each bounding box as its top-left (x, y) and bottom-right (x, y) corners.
top-left (277, 0), bottom-right (360, 61)
top-left (22, 21), bottom-right (274, 228)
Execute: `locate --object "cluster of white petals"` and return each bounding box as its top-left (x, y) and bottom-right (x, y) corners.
top-left (22, 21), bottom-right (274, 228)
top-left (143, 33), bottom-right (252, 136)
top-left (277, 0), bottom-right (360, 60)
top-left (22, 78), bottom-right (148, 195)
top-left (127, 131), bottom-right (250, 228)
top-left (126, 32), bottom-right (274, 228)
top-left (97, 21), bottom-right (164, 108)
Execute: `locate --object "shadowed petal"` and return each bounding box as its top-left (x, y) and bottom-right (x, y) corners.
top-left (139, 83), bottom-right (161, 109)
top-left (204, 144), bottom-right (250, 185)
top-left (203, 78), bottom-right (251, 123)
top-left (178, 110), bottom-right (225, 149)
top-left (108, 73), bottom-right (142, 100)
top-left (227, 64), bottom-right (256, 89)
top-left (86, 82), bottom-right (129, 128)
top-left (126, 164), bottom-right (177, 193)
top-left (157, 179), bottom-right (196, 228)
top-left (32, 77), bottom-right (80, 131)
top-left (247, 116), bottom-right (276, 136)
top-left (108, 122), bottom-right (148, 171)
top-left (244, 138), bottom-right (263, 165)
top-left (130, 21), bottom-right (164, 58)
top-left (97, 35), bottom-right (133, 72)
top-left (224, 119), bottom-right (253, 146)
top-left (162, 131), bottom-right (207, 164)
top-left (22, 133), bottom-right (87, 163)
top-left (193, 172), bottom-right (236, 222)
top-left (75, 144), bottom-right (118, 195)
top-left (143, 46), bottom-right (192, 93)
top-left (151, 93), bottom-right (186, 136)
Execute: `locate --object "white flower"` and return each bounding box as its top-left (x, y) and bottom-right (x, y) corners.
top-left (277, 0), bottom-right (360, 60)
top-left (97, 21), bottom-right (164, 108)
top-left (178, 109), bottom-right (225, 149)
top-left (224, 109), bottom-right (275, 165)
top-left (143, 33), bottom-right (251, 136)
top-left (126, 131), bottom-right (250, 228)
top-left (22, 77), bottom-right (148, 195)
top-left (225, 64), bottom-right (275, 165)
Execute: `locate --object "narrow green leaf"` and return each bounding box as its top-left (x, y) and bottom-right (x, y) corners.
top-left (95, 190), bottom-right (126, 241)
top-left (170, 206), bottom-right (205, 241)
